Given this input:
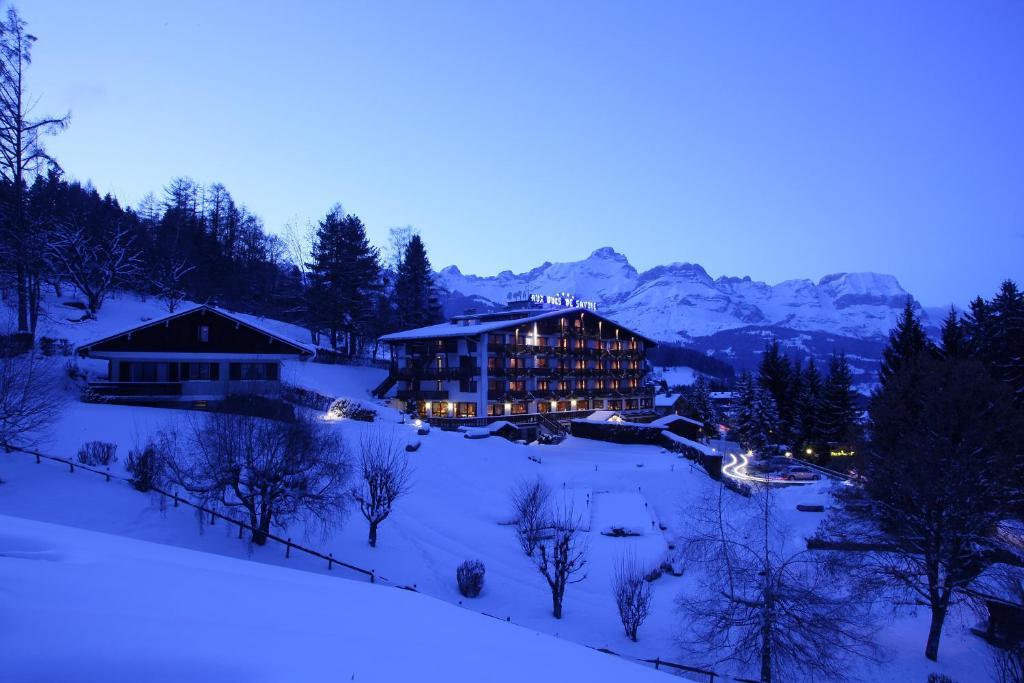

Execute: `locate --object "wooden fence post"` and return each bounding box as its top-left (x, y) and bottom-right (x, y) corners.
top-left (654, 657), bottom-right (660, 670)
top-left (370, 569), bottom-right (375, 584)
top-left (35, 452), bottom-right (40, 464)
top-left (105, 467), bottom-right (110, 482)
top-left (328, 553), bottom-right (333, 571)
top-left (286, 538), bottom-right (291, 559)
top-left (237, 521), bottom-right (243, 539)
top-left (69, 461), bottom-right (74, 473)
top-left (210, 510), bottom-right (216, 526)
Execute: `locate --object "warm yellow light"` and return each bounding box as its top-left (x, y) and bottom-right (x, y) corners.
top-left (805, 448), bottom-right (813, 455)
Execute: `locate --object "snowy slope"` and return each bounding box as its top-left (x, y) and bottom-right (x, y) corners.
top-left (0, 514), bottom-right (668, 683)
top-left (438, 247), bottom-right (927, 342)
top-left (437, 248), bottom-right (938, 380)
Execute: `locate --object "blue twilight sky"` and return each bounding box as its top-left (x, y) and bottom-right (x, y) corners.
top-left (17, 0), bottom-right (1024, 306)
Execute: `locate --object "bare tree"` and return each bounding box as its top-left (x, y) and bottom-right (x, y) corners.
top-left (164, 409), bottom-right (351, 545)
top-left (510, 476), bottom-right (551, 557)
top-left (148, 256), bottom-right (195, 313)
top-left (678, 485), bottom-right (878, 683)
top-left (611, 550), bottom-right (654, 641)
top-left (0, 7), bottom-right (68, 334)
top-left (535, 504), bottom-right (588, 619)
top-left (48, 220), bottom-right (141, 316)
top-left (352, 428), bottom-right (412, 548)
top-left (0, 347), bottom-right (61, 450)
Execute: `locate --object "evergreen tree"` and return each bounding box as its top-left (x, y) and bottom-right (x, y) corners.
top-left (938, 307), bottom-right (968, 360)
top-left (734, 371), bottom-right (780, 454)
top-left (393, 233), bottom-right (443, 329)
top-left (878, 299), bottom-right (932, 390)
top-left (306, 206), bottom-right (382, 353)
top-left (962, 295), bottom-right (993, 359)
top-left (793, 357), bottom-right (823, 453)
top-left (819, 352), bottom-right (859, 450)
top-left (687, 376), bottom-right (720, 440)
top-left (988, 279), bottom-right (1024, 404)
top-left (757, 339), bottom-right (795, 442)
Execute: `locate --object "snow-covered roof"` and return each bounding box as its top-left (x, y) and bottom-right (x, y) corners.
top-left (654, 393), bottom-right (682, 407)
top-left (662, 431), bottom-right (716, 456)
top-left (709, 391), bottom-right (735, 400)
top-left (379, 307), bottom-right (657, 345)
top-left (78, 304), bottom-right (316, 356)
top-left (650, 414), bottom-right (701, 428)
top-left (582, 410), bottom-right (620, 422)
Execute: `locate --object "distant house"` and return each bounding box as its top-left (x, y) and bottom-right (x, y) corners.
top-left (653, 393), bottom-right (686, 417)
top-left (650, 414), bottom-right (704, 442)
top-left (77, 305), bottom-right (313, 405)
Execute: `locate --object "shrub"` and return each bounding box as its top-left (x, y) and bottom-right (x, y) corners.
top-left (39, 337), bottom-right (72, 357)
top-left (328, 398), bottom-right (377, 422)
top-left (457, 559), bottom-right (486, 598)
top-left (215, 395), bottom-right (296, 422)
top-left (77, 441), bottom-right (117, 466)
top-left (126, 443), bottom-right (164, 492)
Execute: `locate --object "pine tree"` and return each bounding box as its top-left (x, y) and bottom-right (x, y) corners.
top-left (793, 358), bottom-right (823, 454)
top-left (757, 339), bottom-right (795, 443)
top-left (393, 233), bottom-right (443, 329)
top-left (938, 307), bottom-right (968, 360)
top-left (688, 376), bottom-right (720, 441)
top-left (819, 352), bottom-right (859, 449)
top-left (989, 280), bottom-right (1024, 405)
top-left (306, 206), bottom-right (382, 353)
top-left (878, 299), bottom-right (932, 391)
top-left (733, 371), bottom-right (780, 454)
top-left (963, 295), bottom-right (993, 359)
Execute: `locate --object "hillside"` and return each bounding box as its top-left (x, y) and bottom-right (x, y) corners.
top-left (0, 515), bottom-right (668, 683)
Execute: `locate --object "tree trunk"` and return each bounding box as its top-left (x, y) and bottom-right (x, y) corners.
top-left (925, 602), bottom-right (947, 661)
top-left (368, 520), bottom-right (378, 547)
top-left (251, 513), bottom-right (271, 546)
top-left (552, 587), bottom-right (563, 619)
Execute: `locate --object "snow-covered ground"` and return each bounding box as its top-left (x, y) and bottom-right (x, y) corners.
top-left (0, 514), bottom-right (668, 683)
top-left (0, 291), bottom-right (996, 682)
top-left (651, 365), bottom-right (700, 387)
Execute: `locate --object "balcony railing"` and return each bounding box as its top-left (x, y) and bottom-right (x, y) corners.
top-left (88, 382), bottom-right (183, 398)
top-left (396, 389), bottom-right (449, 400)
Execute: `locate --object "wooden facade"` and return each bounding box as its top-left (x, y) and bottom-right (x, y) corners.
top-left (77, 306), bottom-right (312, 404)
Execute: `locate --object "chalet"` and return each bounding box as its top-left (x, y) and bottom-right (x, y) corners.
top-left (77, 305), bottom-right (313, 405)
top-left (653, 392), bottom-right (686, 417)
top-left (376, 300), bottom-right (656, 426)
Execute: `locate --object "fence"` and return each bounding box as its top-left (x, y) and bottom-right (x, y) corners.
top-left (5, 441), bottom-right (733, 682)
top-left (4, 442), bottom-right (382, 584)
top-left (588, 647), bottom-right (718, 682)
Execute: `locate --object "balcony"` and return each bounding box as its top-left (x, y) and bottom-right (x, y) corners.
top-left (397, 389), bottom-right (449, 401)
top-left (87, 382), bottom-right (183, 399)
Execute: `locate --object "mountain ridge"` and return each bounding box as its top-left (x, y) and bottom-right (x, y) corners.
top-left (436, 247), bottom-right (939, 385)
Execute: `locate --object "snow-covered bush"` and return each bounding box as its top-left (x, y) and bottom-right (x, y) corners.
top-left (328, 398), bottom-right (376, 422)
top-left (126, 443), bottom-right (164, 492)
top-left (77, 441), bottom-right (117, 466)
top-left (456, 560), bottom-right (485, 598)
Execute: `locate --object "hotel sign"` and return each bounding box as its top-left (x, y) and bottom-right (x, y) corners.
top-left (530, 292), bottom-right (598, 311)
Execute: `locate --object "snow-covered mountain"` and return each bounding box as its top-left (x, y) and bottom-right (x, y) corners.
top-left (438, 247), bottom-right (936, 383)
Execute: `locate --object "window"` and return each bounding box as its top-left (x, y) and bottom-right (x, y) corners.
top-left (456, 402), bottom-right (477, 418)
top-left (511, 402), bottom-right (528, 415)
top-left (509, 380), bottom-right (525, 393)
top-left (431, 402), bottom-right (446, 415)
top-left (556, 401), bottom-right (571, 412)
top-left (536, 379), bottom-right (549, 392)
top-left (487, 403), bottom-right (504, 416)
top-left (229, 362), bottom-right (279, 381)
top-left (182, 362), bottom-right (218, 381)
top-left (197, 325), bottom-right (210, 343)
